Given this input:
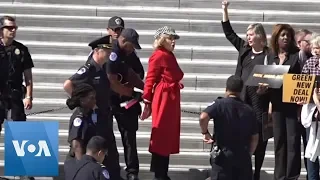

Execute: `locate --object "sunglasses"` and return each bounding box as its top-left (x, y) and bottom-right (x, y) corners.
top-left (2, 25), bottom-right (18, 31)
top-left (111, 27), bottom-right (123, 32)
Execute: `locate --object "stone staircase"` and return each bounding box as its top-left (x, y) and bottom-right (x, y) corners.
top-left (1, 0), bottom-right (320, 179)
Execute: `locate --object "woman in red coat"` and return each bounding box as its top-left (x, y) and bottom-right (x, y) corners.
top-left (140, 26), bottom-right (184, 180)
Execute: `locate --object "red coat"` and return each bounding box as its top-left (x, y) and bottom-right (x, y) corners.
top-left (142, 48), bottom-right (184, 156)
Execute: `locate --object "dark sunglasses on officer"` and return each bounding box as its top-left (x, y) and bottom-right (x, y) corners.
top-left (1, 25), bottom-right (18, 31)
top-left (111, 27), bottom-right (123, 33)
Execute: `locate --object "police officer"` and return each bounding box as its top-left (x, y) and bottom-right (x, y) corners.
top-left (64, 136), bottom-right (111, 180)
top-left (107, 16), bottom-right (144, 180)
top-left (63, 35), bottom-right (123, 180)
top-left (0, 16), bottom-right (34, 133)
top-left (65, 83), bottom-right (97, 161)
top-left (107, 28), bottom-right (144, 95)
top-left (199, 75), bottom-right (259, 180)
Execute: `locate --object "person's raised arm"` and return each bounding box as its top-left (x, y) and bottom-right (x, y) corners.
top-left (221, 0), bottom-right (246, 51)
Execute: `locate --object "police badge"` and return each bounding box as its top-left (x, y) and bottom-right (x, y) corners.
top-left (15, 48), bottom-right (20, 55)
top-left (115, 18), bottom-right (122, 25)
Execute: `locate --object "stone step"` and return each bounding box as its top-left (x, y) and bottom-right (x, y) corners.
top-left (3, 115), bottom-right (215, 136)
top-left (0, 127), bottom-right (214, 151)
top-left (32, 74), bottom-right (229, 90)
top-left (0, 161), bottom-right (308, 180)
top-left (25, 99), bottom-right (209, 118)
top-left (3, 13), bottom-right (320, 33)
top-left (31, 81), bottom-right (225, 103)
top-left (19, 40), bottom-right (239, 60)
top-left (0, 116), bottom-right (307, 153)
top-left (31, 68), bottom-right (232, 89)
top-left (179, 0), bottom-right (320, 13)
top-left (15, 28), bottom-right (249, 47)
top-left (0, 3), bottom-right (262, 22)
top-left (32, 56), bottom-right (237, 75)
top-left (0, 142), bottom-right (305, 168)
top-left (5, 0), bottom-right (320, 13)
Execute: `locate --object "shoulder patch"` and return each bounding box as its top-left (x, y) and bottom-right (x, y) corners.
top-left (76, 67), bottom-right (86, 75)
top-left (102, 169), bottom-right (110, 179)
top-left (109, 52), bottom-right (118, 61)
top-left (73, 118), bottom-right (82, 127)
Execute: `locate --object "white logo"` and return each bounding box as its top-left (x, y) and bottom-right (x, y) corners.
top-left (73, 118), bottom-right (82, 127)
top-left (109, 52), bottom-right (117, 61)
top-left (102, 170), bottom-right (110, 179)
top-left (76, 68), bottom-right (86, 75)
top-left (115, 18), bottom-right (121, 25)
top-left (12, 140), bottom-right (51, 157)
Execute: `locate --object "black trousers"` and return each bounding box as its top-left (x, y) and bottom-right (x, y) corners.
top-left (150, 153), bottom-right (170, 179)
top-left (96, 111), bottom-right (122, 180)
top-left (299, 123), bottom-right (308, 178)
top-left (210, 149), bottom-right (253, 180)
top-left (272, 112), bottom-right (301, 180)
top-left (114, 110), bottom-right (139, 176)
top-left (0, 98), bottom-right (26, 131)
top-left (253, 122), bottom-right (268, 180)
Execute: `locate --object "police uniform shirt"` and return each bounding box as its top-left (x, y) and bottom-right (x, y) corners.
top-left (0, 44), bottom-right (9, 90)
top-left (69, 57), bottom-right (110, 110)
top-left (108, 41), bottom-right (144, 104)
top-left (64, 157), bottom-right (77, 180)
top-left (68, 108), bottom-right (97, 147)
top-left (3, 40), bottom-right (34, 89)
top-left (127, 51), bottom-right (144, 80)
top-left (73, 155), bottom-right (110, 180)
top-left (203, 97), bottom-right (258, 149)
top-left (107, 40), bottom-right (130, 79)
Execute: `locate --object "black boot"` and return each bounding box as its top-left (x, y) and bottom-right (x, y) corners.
top-left (253, 171), bottom-right (260, 180)
top-left (127, 173), bottom-right (139, 180)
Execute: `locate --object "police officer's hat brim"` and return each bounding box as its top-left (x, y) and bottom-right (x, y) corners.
top-left (133, 42), bottom-right (141, 50)
top-left (96, 44), bottom-right (113, 49)
top-left (88, 35), bottom-right (113, 50)
top-left (108, 25), bottom-right (124, 29)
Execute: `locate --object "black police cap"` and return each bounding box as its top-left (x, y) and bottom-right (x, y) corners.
top-left (108, 16), bottom-right (124, 29)
top-left (88, 35), bottom-right (113, 50)
top-left (121, 28), bottom-right (141, 49)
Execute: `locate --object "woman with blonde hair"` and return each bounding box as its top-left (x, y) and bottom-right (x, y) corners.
top-left (221, 1), bottom-right (270, 180)
top-left (140, 26), bottom-right (184, 180)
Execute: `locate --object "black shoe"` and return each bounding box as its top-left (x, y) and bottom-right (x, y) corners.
top-left (153, 176), bottom-right (170, 180)
top-left (19, 177), bottom-right (35, 180)
top-left (127, 174), bottom-right (139, 180)
top-left (0, 177), bottom-right (10, 180)
top-left (254, 172), bottom-right (260, 180)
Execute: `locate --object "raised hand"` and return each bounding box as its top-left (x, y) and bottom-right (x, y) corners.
top-left (222, 0), bottom-right (230, 10)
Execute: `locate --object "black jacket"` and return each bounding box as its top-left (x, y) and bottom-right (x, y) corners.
top-left (221, 20), bottom-right (269, 102)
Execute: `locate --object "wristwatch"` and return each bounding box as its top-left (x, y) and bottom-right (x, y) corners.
top-left (25, 96), bottom-right (33, 100)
